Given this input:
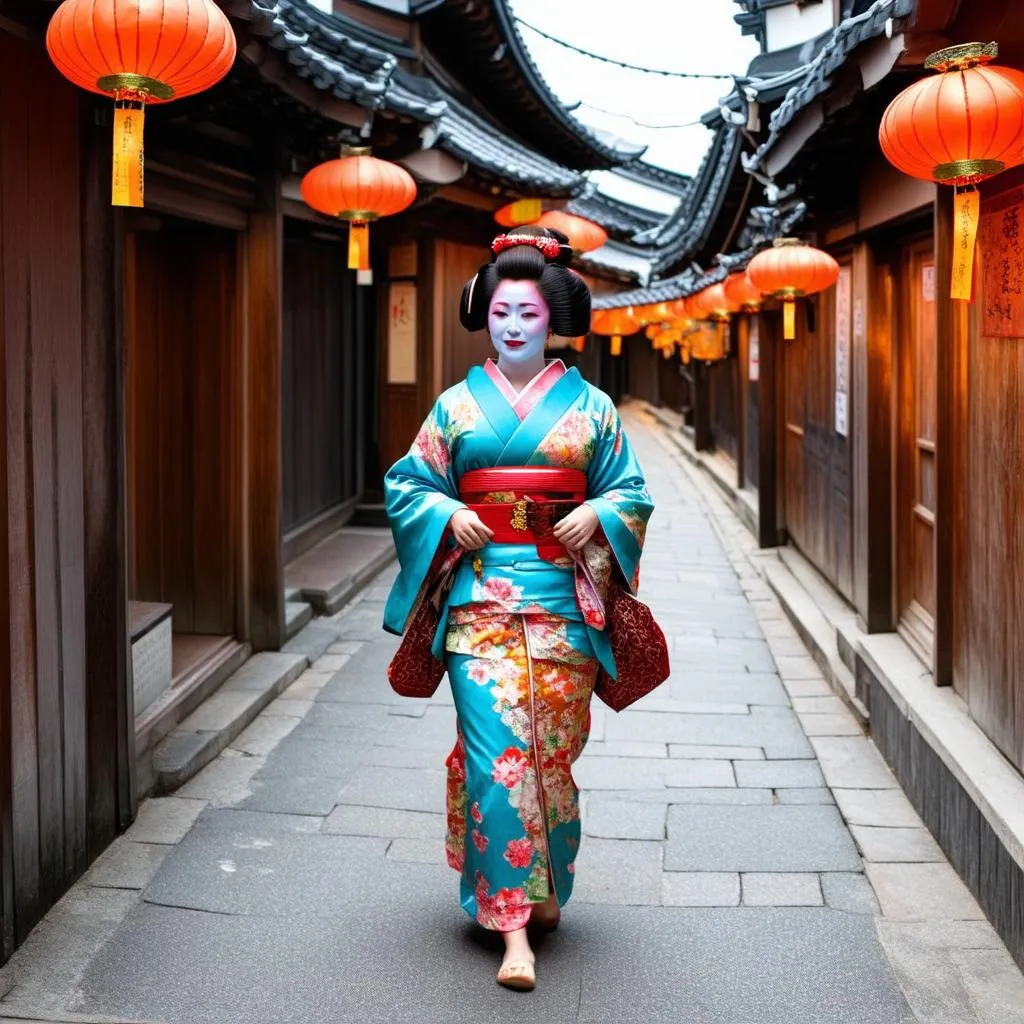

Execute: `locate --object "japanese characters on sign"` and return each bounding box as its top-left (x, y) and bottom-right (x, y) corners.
top-left (387, 281), bottom-right (417, 384)
top-left (748, 319), bottom-right (760, 382)
top-left (979, 192), bottom-right (1024, 338)
top-left (835, 265), bottom-right (851, 437)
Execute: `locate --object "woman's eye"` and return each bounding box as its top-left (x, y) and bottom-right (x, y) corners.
top-left (491, 311), bottom-right (508, 319)
top-left (522, 313), bottom-right (538, 321)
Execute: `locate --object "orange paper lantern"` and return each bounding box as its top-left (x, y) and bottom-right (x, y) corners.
top-left (592, 307), bottom-right (640, 357)
top-left (301, 147), bottom-right (416, 279)
top-left (724, 271), bottom-right (763, 313)
top-left (747, 238), bottom-right (839, 340)
top-left (46, 0), bottom-right (236, 206)
top-left (495, 199), bottom-right (544, 227)
top-left (534, 210), bottom-right (608, 253)
top-left (879, 42), bottom-right (1024, 299)
top-left (634, 301), bottom-right (681, 326)
top-left (690, 282), bottom-right (738, 323)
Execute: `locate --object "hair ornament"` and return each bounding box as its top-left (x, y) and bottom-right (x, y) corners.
top-left (491, 233), bottom-right (561, 259)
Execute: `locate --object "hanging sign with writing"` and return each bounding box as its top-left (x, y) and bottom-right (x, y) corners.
top-left (748, 319), bottom-right (760, 382)
top-left (979, 190), bottom-right (1024, 338)
top-left (834, 265), bottom-right (851, 437)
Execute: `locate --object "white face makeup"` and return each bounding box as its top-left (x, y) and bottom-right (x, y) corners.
top-left (487, 279), bottom-right (551, 370)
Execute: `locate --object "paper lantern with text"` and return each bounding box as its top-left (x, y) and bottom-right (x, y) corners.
top-left (301, 148), bottom-right (416, 281)
top-left (46, 0), bottom-right (236, 207)
top-left (879, 42), bottom-right (1024, 299)
top-left (746, 239), bottom-right (839, 340)
top-left (495, 199), bottom-right (544, 228)
top-left (592, 307), bottom-right (640, 357)
top-left (535, 210), bottom-right (608, 253)
top-left (724, 271), bottom-right (763, 313)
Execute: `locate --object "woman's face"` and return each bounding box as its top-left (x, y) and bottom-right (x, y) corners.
top-left (487, 280), bottom-right (550, 366)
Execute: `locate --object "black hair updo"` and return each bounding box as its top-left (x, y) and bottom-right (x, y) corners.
top-left (459, 225), bottom-right (592, 338)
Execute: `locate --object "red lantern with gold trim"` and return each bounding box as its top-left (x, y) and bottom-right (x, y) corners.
top-left (46, 0), bottom-right (236, 206)
top-left (879, 41), bottom-right (1024, 300)
top-left (534, 210), bottom-right (608, 254)
top-left (301, 147), bottom-right (416, 280)
top-left (690, 282), bottom-right (738, 323)
top-left (495, 199), bottom-right (544, 227)
top-left (724, 271), bottom-right (763, 313)
top-left (747, 239), bottom-right (839, 340)
top-left (592, 307), bottom-right (640, 357)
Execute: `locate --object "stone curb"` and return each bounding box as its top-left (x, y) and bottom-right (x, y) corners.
top-left (297, 545), bottom-right (397, 615)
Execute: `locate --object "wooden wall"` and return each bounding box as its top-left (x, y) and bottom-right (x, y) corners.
top-left (708, 356), bottom-right (739, 462)
top-left (780, 277), bottom-right (854, 600)
top-left (0, 30), bottom-right (132, 958)
top-left (282, 229), bottom-right (358, 533)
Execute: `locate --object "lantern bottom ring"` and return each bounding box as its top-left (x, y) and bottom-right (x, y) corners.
top-left (933, 158), bottom-right (1004, 186)
top-left (337, 210), bottom-right (382, 223)
top-left (98, 73), bottom-right (173, 101)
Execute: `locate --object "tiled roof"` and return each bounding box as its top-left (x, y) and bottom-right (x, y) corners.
top-left (247, 0), bottom-right (585, 193)
top-left (566, 191), bottom-right (665, 242)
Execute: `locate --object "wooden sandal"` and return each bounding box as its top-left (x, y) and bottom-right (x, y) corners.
top-left (496, 959), bottom-right (536, 992)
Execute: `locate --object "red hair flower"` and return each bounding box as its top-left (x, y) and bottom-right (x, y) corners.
top-left (492, 233), bottom-right (561, 259)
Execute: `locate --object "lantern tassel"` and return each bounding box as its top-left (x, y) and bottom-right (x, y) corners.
top-left (610, 335), bottom-right (622, 357)
top-left (348, 221), bottom-right (370, 271)
top-left (951, 185), bottom-right (980, 301)
top-left (783, 298), bottom-right (796, 341)
top-left (112, 93), bottom-right (145, 208)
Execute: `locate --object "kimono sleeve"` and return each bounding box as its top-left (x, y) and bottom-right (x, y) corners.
top-left (382, 398), bottom-right (466, 635)
top-left (583, 401), bottom-right (654, 594)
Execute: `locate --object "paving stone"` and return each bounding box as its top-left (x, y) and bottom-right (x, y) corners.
top-left (669, 672), bottom-right (789, 707)
top-left (775, 788), bottom-right (835, 805)
top-left (311, 654), bottom-right (350, 672)
top-left (322, 805), bottom-right (445, 839)
top-left (733, 760), bottom-right (825, 789)
top-left (782, 678), bottom-right (834, 698)
top-left (811, 736), bottom-right (899, 789)
top-left (228, 715), bottom-right (300, 757)
top-left (386, 838), bottom-right (447, 866)
top-left (281, 622), bottom-right (338, 660)
top-left (832, 788), bottom-right (922, 828)
top-left (571, 838), bottom-right (663, 906)
top-left (821, 873), bottom-right (881, 915)
top-left (799, 713), bottom-right (864, 737)
top-left (742, 873), bottom-right (823, 907)
top-left (850, 825), bottom-right (946, 863)
top-left (866, 862), bottom-right (986, 921)
top-left (176, 750), bottom-right (266, 805)
top-left (336, 766), bottom-right (447, 813)
top-left (83, 839), bottom-right (170, 890)
top-left (666, 804), bottom-right (862, 872)
top-left (773, 656), bottom-right (825, 680)
top-left (124, 797), bottom-right (206, 845)
top-left (667, 744), bottom-right (764, 760)
top-left (627, 696), bottom-right (751, 715)
top-left (327, 641), bottom-right (364, 656)
top-left (260, 696), bottom-right (316, 719)
top-left (582, 800), bottom-right (666, 840)
top-left (238, 775), bottom-right (347, 816)
top-left (661, 872), bottom-right (740, 907)
top-left (791, 695), bottom-right (848, 714)
top-left (583, 740), bottom-right (668, 758)
top-left (256, 737), bottom-right (365, 780)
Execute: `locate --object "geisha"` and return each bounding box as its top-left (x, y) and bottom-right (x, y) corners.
top-left (383, 225), bottom-right (654, 992)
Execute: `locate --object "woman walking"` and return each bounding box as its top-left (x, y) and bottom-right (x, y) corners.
top-left (383, 226), bottom-right (654, 991)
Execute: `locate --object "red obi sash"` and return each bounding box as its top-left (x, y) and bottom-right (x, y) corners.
top-left (459, 467), bottom-right (586, 561)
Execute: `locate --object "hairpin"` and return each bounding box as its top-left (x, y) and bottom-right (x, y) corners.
top-left (491, 233), bottom-right (561, 259)
top-left (466, 272), bottom-right (479, 312)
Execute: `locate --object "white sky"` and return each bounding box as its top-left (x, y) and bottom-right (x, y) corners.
top-left (507, 0), bottom-right (760, 178)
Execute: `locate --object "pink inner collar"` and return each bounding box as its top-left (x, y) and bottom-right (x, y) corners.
top-left (484, 359), bottom-right (566, 420)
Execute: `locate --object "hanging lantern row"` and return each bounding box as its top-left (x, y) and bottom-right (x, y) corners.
top-left (880, 42), bottom-right (1024, 300)
top-left (46, 0), bottom-right (236, 206)
top-left (494, 201), bottom-right (608, 254)
top-left (301, 147), bottom-right (417, 282)
top-left (747, 239), bottom-right (839, 339)
top-left (591, 307), bottom-right (640, 357)
top-left (724, 271), bottom-right (763, 312)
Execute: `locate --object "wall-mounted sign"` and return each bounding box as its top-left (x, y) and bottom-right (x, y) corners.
top-left (979, 195), bottom-right (1024, 337)
top-left (748, 319), bottom-right (760, 381)
top-left (387, 281), bottom-right (417, 384)
top-left (834, 265), bottom-right (851, 437)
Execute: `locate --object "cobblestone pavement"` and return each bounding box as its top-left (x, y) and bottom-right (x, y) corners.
top-left (2, 406), bottom-right (1023, 1024)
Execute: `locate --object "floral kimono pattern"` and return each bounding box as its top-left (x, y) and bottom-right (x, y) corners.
top-left (384, 359), bottom-right (653, 932)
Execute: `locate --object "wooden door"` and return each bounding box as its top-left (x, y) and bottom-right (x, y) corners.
top-left (125, 218), bottom-right (241, 636)
top-left (782, 314), bottom-right (807, 547)
top-left (896, 240), bottom-right (937, 659)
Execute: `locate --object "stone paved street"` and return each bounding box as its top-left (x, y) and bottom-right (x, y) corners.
top-left (1, 407), bottom-right (1023, 1024)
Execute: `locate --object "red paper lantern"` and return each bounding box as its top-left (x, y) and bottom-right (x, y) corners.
top-left (534, 210), bottom-right (608, 253)
top-left (690, 282), bottom-right (738, 323)
top-left (592, 307), bottom-right (640, 357)
top-left (879, 41), bottom-right (1024, 299)
top-left (747, 238), bottom-right (839, 340)
top-left (724, 271), bottom-right (763, 313)
top-left (46, 0), bottom-right (236, 206)
top-left (301, 147), bottom-right (416, 278)
top-left (495, 199), bottom-right (544, 227)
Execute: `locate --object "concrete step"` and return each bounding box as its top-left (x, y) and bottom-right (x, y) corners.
top-left (151, 651), bottom-right (307, 792)
top-left (284, 599), bottom-right (313, 640)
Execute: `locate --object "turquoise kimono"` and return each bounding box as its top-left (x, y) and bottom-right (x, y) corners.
top-left (384, 359), bottom-right (653, 931)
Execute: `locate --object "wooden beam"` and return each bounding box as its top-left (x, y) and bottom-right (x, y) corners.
top-left (933, 188), bottom-right (963, 685)
top-left (756, 312), bottom-right (782, 547)
top-left (693, 362), bottom-right (712, 452)
top-left (244, 171), bottom-right (285, 652)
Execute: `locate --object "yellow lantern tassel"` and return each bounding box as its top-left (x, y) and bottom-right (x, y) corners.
top-left (112, 93), bottom-right (145, 208)
top-left (610, 335), bottom-right (622, 356)
top-left (348, 221), bottom-right (370, 271)
top-left (951, 185), bottom-right (980, 301)
top-left (783, 298), bottom-right (796, 340)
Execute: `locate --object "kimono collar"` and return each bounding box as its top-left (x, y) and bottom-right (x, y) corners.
top-left (484, 358), bottom-right (567, 422)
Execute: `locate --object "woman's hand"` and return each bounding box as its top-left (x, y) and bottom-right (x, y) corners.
top-left (552, 504), bottom-right (599, 553)
top-left (450, 508), bottom-right (494, 550)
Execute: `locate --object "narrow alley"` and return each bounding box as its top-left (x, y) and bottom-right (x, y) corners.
top-left (0, 408), bottom-right (1020, 1024)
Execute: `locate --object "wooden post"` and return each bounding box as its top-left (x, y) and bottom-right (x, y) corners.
top-left (756, 312), bottom-right (783, 547)
top-left (693, 362), bottom-right (712, 451)
top-left (933, 188), bottom-right (964, 685)
top-left (735, 318), bottom-right (746, 489)
top-left (245, 170), bottom-right (285, 652)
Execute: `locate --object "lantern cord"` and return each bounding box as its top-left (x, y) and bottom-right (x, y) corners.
top-left (515, 18), bottom-right (738, 79)
top-left (572, 102), bottom-right (707, 130)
